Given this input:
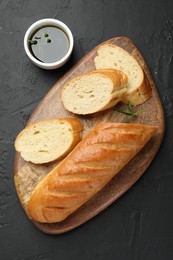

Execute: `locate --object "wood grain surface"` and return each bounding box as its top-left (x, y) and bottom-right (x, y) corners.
top-left (14, 37), bottom-right (165, 234)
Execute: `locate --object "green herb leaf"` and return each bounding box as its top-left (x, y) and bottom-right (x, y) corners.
top-left (34, 36), bottom-right (41, 39)
top-left (47, 38), bottom-right (51, 43)
top-left (128, 100), bottom-right (135, 113)
top-left (133, 109), bottom-right (145, 116)
top-left (115, 101), bottom-right (145, 123)
top-left (28, 40), bottom-right (37, 45)
top-left (44, 32), bottom-right (49, 37)
top-left (123, 114), bottom-right (135, 123)
top-left (115, 108), bottom-right (132, 115)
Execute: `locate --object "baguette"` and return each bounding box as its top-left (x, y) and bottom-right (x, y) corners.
top-left (94, 44), bottom-right (152, 105)
top-left (15, 118), bottom-right (83, 164)
top-left (27, 123), bottom-right (157, 223)
top-left (61, 69), bottom-right (128, 115)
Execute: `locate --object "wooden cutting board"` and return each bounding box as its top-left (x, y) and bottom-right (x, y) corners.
top-left (14, 37), bottom-right (165, 234)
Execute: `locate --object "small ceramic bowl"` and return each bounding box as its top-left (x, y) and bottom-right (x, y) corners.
top-left (24, 18), bottom-right (74, 70)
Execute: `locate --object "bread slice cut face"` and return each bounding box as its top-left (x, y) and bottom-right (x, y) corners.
top-left (61, 69), bottom-right (128, 115)
top-left (94, 44), bottom-right (152, 105)
top-left (15, 118), bottom-right (83, 164)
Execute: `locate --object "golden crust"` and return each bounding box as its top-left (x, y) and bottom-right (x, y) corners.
top-left (27, 123), bottom-right (157, 223)
top-left (122, 72), bottom-right (152, 105)
top-left (94, 44), bottom-right (152, 106)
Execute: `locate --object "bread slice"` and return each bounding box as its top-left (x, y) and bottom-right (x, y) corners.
top-left (15, 118), bottom-right (83, 164)
top-left (94, 44), bottom-right (152, 105)
top-left (61, 69), bottom-right (128, 115)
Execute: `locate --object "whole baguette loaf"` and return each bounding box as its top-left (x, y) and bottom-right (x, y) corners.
top-left (15, 118), bottom-right (83, 164)
top-left (61, 69), bottom-right (128, 115)
top-left (27, 123), bottom-right (157, 223)
top-left (94, 44), bottom-right (152, 105)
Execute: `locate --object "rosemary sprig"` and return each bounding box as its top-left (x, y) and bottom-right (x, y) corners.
top-left (115, 101), bottom-right (145, 123)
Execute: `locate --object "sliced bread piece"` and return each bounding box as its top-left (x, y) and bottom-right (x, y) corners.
top-left (94, 44), bottom-right (152, 105)
top-left (15, 118), bottom-right (83, 164)
top-left (61, 69), bottom-right (128, 115)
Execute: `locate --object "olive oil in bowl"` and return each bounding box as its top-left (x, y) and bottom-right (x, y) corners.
top-left (24, 19), bottom-right (74, 69)
top-left (29, 26), bottom-right (69, 63)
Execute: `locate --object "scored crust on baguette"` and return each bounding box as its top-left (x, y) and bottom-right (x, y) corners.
top-left (27, 123), bottom-right (158, 223)
top-left (15, 118), bottom-right (83, 164)
top-left (61, 69), bottom-right (128, 115)
top-left (94, 44), bottom-right (152, 105)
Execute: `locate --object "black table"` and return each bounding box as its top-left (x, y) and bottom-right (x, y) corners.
top-left (0, 1), bottom-right (173, 259)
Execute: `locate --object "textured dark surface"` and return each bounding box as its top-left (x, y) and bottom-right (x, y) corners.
top-left (14, 36), bottom-right (165, 235)
top-left (0, 0), bottom-right (173, 259)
